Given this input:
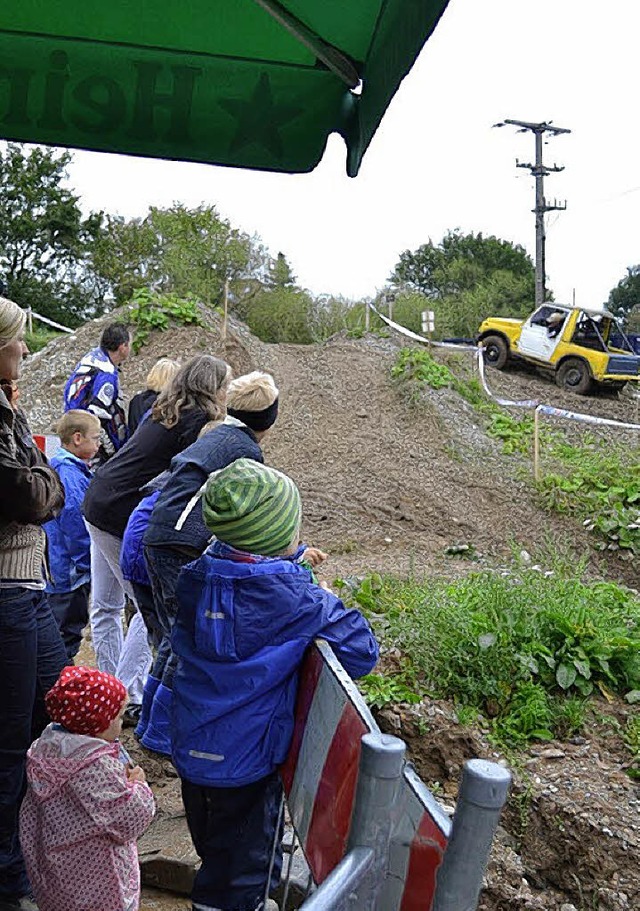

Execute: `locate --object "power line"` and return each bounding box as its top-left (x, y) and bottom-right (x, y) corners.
top-left (494, 119), bottom-right (571, 308)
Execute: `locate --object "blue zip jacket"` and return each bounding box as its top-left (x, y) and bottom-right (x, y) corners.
top-left (172, 542), bottom-right (379, 787)
top-left (43, 448), bottom-right (92, 593)
top-left (144, 420), bottom-right (263, 553)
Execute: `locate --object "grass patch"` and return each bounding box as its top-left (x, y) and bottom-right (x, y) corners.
top-left (339, 569), bottom-right (640, 748)
top-left (25, 327), bottom-right (64, 353)
top-left (538, 441), bottom-right (640, 558)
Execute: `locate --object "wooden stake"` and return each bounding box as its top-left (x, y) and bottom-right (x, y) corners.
top-left (533, 406), bottom-right (541, 481)
top-left (222, 277), bottom-right (229, 343)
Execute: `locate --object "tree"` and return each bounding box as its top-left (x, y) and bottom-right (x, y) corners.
top-left (606, 266), bottom-right (640, 324)
top-left (391, 230), bottom-right (534, 300)
top-left (268, 252), bottom-right (296, 288)
top-left (389, 230), bottom-right (536, 337)
top-left (0, 144), bottom-right (103, 326)
top-left (91, 203), bottom-right (265, 308)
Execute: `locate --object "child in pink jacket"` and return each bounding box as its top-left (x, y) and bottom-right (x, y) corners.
top-left (19, 667), bottom-right (155, 911)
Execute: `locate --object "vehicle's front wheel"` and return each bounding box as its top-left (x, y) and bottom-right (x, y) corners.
top-left (556, 358), bottom-right (592, 395)
top-left (481, 335), bottom-right (509, 370)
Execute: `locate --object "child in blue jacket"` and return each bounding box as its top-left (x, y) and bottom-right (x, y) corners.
top-left (172, 459), bottom-right (379, 911)
top-left (43, 410), bottom-right (101, 659)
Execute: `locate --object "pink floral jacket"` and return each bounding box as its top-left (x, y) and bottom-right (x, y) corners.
top-left (20, 724), bottom-right (155, 911)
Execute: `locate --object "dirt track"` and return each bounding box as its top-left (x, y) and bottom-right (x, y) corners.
top-left (20, 305), bottom-right (639, 587)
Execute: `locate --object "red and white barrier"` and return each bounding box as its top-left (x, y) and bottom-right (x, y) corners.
top-left (281, 641), bottom-right (451, 908)
top-left (33, 434), bottom-right (61, 459)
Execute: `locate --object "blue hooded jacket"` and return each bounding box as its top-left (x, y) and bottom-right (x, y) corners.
top-left (43, 448), bottom-right (92, 593)
top-left (172, 542), bottom-right (379, 788)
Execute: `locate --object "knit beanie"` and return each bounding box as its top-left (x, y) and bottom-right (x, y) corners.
top-left (202, 458), bottom-right (301, 556)
top-left (45, 666), bottom-right (127, 736)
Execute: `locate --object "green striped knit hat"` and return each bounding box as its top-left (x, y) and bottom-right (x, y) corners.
top-left (202, 459), bottom-right (301, 556)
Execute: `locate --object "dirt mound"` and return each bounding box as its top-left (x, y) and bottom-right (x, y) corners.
top-left (19, 308), bottom-right (637, 585)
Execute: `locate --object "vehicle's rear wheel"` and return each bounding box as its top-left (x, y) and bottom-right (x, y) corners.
top-left (481, 335), bottom-right (509, 370)
top-left (556, 358), bottom-right (592, 395)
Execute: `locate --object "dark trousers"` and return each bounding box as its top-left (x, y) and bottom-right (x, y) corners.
top-left (131, 580), bottom-right (163, 651)
top-left (181, 773), bottom-right (284, 911)
top-left (0, 587), bottom-right (68, 898)
top-left (145, 545), bottom-right (193, 689)
top-left (44, 582), bottom-right (90, 660)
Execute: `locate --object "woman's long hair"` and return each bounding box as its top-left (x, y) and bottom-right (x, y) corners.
top-left (152, 355), bottom-right (230, 428)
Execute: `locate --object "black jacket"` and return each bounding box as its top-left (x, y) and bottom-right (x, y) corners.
top-left (83, 408), bottom-right (209, 538)
top-left (127, 389), bottom-right (158, 435)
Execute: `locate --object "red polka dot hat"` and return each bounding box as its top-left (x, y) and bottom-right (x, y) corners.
top-left (45, 666), bottom-right (127, 736)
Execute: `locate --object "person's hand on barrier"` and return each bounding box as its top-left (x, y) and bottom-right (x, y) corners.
top-left (126, 765), bottom-right (147, 783)
top-left (301, 546), bottom-right (328, 568)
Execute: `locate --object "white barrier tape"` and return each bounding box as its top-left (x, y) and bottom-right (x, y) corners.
top-left (476, 348), bottom-right (540, 409)
top-left (537, 403), bottom-right (640, 431)
top-left (27, 309), bottom-right (74, 333)
top-left (368, 303), bottom-right (476, 351)
top-left (370, 303), bottom-right (640, 428)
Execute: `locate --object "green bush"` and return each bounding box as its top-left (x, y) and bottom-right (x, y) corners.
top-left (25, 327), bottom-right (62, 353)
top-left (539, 442), bottom-right (640, 558)
top-left (338, 570), bottom-right (640, 747)
top-left (391, 347), bottom-right (454, 389)
top-left (128, 288), bottom-right (204, 352)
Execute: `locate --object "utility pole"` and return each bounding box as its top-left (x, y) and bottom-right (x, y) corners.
top-left (494, 119), bottom-right (571, 309)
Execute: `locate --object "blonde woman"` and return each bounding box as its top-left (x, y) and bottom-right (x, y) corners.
top-left (82, 355), bottom-right (230, 721)
top-left (0, 296), bottom-right (67, 910)
top-left (127, 357), bottom-right (180, 434)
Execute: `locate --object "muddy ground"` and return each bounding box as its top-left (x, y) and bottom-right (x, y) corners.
top-left (20, 307), bottom-right (640, 909)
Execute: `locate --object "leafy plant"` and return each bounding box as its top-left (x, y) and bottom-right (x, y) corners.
top-left (128, 288), bottom-right (204, 352)
top-left (391, 348), bottom-right (454, 390)
top-left (359, 672), bottom-right (422, 710)
top-left (341, 569), bottom-right (640, 748)
top-left (538, 443), bottom-right (640, 557)
top-left (623, 715), bottom-right (640, 778)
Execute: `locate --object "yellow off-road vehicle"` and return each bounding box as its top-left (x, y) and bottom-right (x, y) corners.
top-left (477, 305), bottom-right (640, 395)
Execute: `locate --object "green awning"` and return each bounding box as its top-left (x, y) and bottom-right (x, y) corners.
top-left (0, 1), bottom-right (449, 176)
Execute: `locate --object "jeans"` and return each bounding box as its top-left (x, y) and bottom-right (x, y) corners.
top-left (144, 545), bottom-right (193, 689)
top-left (44, 582), bottom-right (90, 660)
top-left (86, 523), bottom-right (152, 705)
top-left (0, 586), bottom-right (68, 898)
top-left (182, 773), bottom-right (283, 911)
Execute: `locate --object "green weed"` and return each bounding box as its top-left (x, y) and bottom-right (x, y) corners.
top-left (128, 288), bottom-right (204, 352)
top-left (341, 570), bottom-right (640, 748)
top-left (624, 715), bottom-right (640, 778)
top-left (538, 443), bottom-right (640, 558)
top-left (358, 672), bottom-right (422, 710)
top-left (25, 327), bottom-right (63, 353)
top-left (391, 348), bottom-right (454, 390)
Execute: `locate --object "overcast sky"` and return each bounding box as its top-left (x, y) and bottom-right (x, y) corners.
top-left (68, 0), bottom-right (640, 309)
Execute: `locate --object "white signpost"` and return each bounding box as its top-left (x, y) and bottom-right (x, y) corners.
top-left (421, 310), bottom-right (435, 344)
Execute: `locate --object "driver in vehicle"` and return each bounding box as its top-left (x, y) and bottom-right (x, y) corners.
top-left (546, 312), bottom-right (566, 338)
